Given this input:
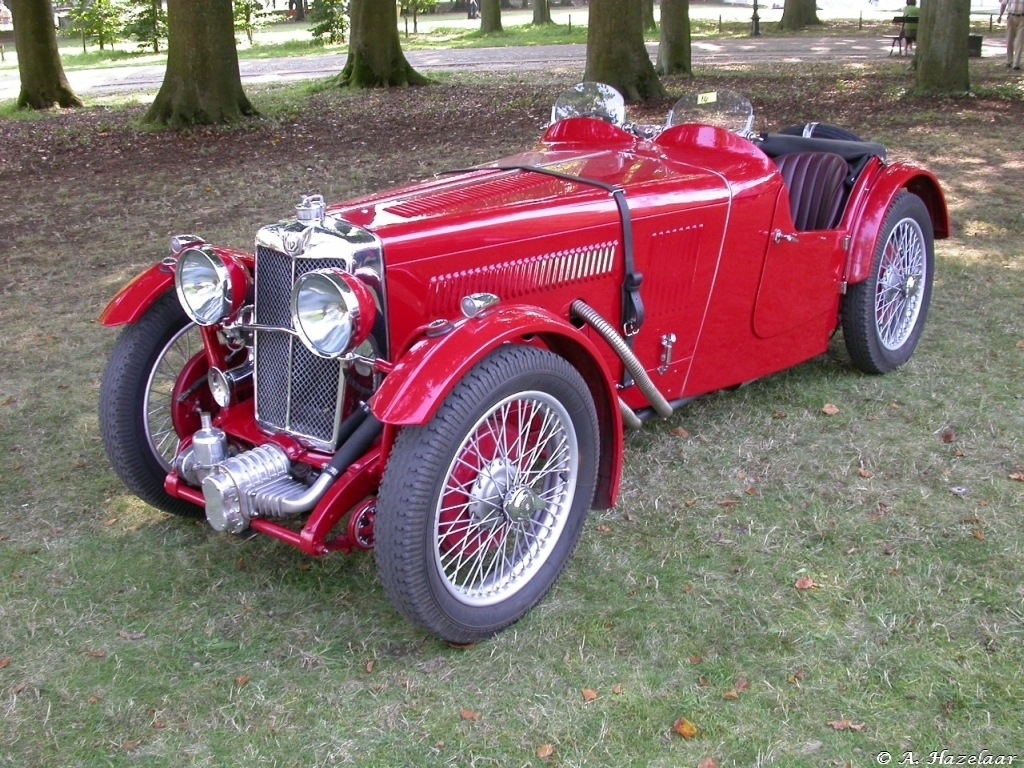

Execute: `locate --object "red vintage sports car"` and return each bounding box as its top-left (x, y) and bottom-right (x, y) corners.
top-left (99, 84), bottom-right (948, 643)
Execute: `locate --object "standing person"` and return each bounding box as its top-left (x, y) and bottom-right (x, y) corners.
top-left (998, 0), bottom-right (1024, 70)
top-left (901, 0), bottom-right (920, 53)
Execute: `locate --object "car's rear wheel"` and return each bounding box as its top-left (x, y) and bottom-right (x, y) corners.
top-left (842, 192), bottom-right (934, 374)
top-left (100, 291), bottom-right (210, 517)
top-left (374, 346), bottom-right (599, 643)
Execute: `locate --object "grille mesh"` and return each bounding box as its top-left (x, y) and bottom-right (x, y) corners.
top-left (254, 246), bottom-right (346, 447)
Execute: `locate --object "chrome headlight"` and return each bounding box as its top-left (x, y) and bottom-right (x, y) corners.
top-left (175, 247), bottom-right (246, 326)
top-left (291, 269), bottom-right (377, 359)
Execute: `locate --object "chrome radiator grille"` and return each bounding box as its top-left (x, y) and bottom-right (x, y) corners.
top-left (253, 245), bottom-right (347, 450)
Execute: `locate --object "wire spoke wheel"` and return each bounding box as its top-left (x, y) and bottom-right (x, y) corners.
top-left (375, 346), bottom-right (599, 643)
top-left (100, 291), bottom-right (207, 517)
top-left (145, 323), bottom-right (205, 470)
top-left (434, 391), bottom-right (577, 606)
top-left (875, 217), bottom-right (927, 351)
top-left (843, 192), bottom-right (934, 374)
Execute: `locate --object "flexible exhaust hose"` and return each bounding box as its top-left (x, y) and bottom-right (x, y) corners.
top-left (570, 300), bottom-right (673, 420)
top-left (619, 398), bottom-right (643, 430)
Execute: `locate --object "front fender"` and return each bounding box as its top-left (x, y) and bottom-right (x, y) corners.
top-left (99, 263), bottom-right (174, 326)
top-left (99, 246), bottom-right (254, 326)
top-left (845, 164), bottom-right (949, 286)
top-left (371, 304), bottom-right (624, 509)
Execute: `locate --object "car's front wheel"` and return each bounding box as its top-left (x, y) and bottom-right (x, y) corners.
top-left (99, 291), bottom-right (211, 517)
top-left (842, 192), bottom-right (934, 374)
top-left (374, 346), bottom-right (600, 643)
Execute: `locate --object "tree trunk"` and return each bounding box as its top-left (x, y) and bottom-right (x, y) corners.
top-left (915, 0), bottom-right (970, 94)
top-left (642, 0), bottom-right (656, 32)
top-left (333, 0), bottom-right (429, 87)
top-left (656, 0), bottom-right (691, 76)
top-left (779, 0), bottom-right (820, 31)
top-left (481, 0), bottom-right (502, 33)
top-left (10, 0), bottom-right (83, 109)
top-left (532, 0), bottom-right (551, 25)
top-left (585, 0), bottom-right (665, 102)
top-left (145, 0), bottom-right (256, 127)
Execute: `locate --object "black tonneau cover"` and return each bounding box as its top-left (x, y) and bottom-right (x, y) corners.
top-left (757, 133), bottom-right (887, 164)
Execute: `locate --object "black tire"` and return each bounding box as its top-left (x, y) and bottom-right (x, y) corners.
top-left (842, 192), bottom-right (934, 374)
top-left (779, 123), bottom-right (864, 142)
top-left (99, 291), bottom-right (208, 517)
top-left (374, 346), bottom-right (600, 644)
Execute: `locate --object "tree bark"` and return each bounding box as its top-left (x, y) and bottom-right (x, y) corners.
top-left (532, 0), bottom-right (551, 25)
top-left (656, 0), bottom-right (691, 76)
top-left (481, 0), bottom-right (502, 33)
top-left (333, 0), bottom-right (429, 87)
top-left (915, 0), bottom-right (970, 94)
top-left (585, 0), bottom-right (665, 102)
top-left (779, 0), bottom-right (820, 31)
top-left (145, 0), bottom-right (255, 127)
top-left (10, 0), bottom-right (83, 109)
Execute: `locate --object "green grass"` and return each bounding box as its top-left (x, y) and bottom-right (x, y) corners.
top-left (1, 65), bottom-right (1023, 767)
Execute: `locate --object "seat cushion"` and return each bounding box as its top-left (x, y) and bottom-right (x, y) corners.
top-left (774, 151), bottom-right (849, 231)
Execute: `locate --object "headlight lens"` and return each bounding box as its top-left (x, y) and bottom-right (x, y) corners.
top-left (175, 247), bottom-right (235, 326)
top-left (291, 270), bottom-right (377, 359)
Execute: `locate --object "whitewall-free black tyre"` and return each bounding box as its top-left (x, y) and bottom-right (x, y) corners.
top-left (374, 345), bottom-right (600, 643)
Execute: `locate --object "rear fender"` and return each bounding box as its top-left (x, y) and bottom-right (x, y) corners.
top-left (371, 304), bottom-right (624, 509)
top-left (845, 165), bottom-right (949, 285)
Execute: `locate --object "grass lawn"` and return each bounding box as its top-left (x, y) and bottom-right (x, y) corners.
top-left (1, 57), bottom-right (1023, 767)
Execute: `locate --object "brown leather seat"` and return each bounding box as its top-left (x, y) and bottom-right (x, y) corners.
top-left (774, 151), bottom-right (849, 231)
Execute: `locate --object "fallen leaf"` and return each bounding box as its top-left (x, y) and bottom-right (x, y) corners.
top-left (537, 743), bottom-right (555, 758)
top-left (827, 719), bottom-right (866, 732)
top-left (123, 741), bottom-right (141, 752)
top-left (822, 403), bottom-right (840, 416)
top-left (972, 529), bottom-right (986, 542)
top-left (684, 499), bottom-right (698, 507)
top-left (735, 678), bottom-right (751, 691)
top-left (613, 684), bottom-right (624, 695)
top-left (795, 576), bottom-right (819, 590)
top-left (152, 721), bottom-right (166, 730)
top-left (673, 717), bottom-right (698, 739)
top-left (0, 657), bottom-right (12, 669)
top-left (86, 650), bottom-right (107, 659)
top-left (772, 411), bottom-right (786, 419)
top-left (459, 709), bottom-right (481, 721)
top-left (12, 682), bottom-right (26, 694)
top-left (858, 467), bottom-right (874, 479)
top-left (88, 695), bottom-right (102, 704)
top-left (716, 499), bottom-right (740, 508)
top-left (1016, 339), bottom-right (1024, 349)
top-left (698, 759), bottom-right (720, 768)
top-left (364, 659), bottom-right (375, 674)
top-left (698, 676), bottom-right (712, 687)
top-left (582, 688), bottom-right (599, 702)
top-left (235, 675), bottom-right (251, 688)
top-left (722, 689), bottom-right (739, 700)
top-left (688, 655), bottom-right (702, 664)
top-left (118, 631), bottom-right (146, 641)
top-left (597, 524), bottom-right (611, 533)
top-left (1010, 473), bottom-right (1024, 482)
top-left (103, 518), bottom-right (119, 527)
top-left (941, 429), bottom-right (957, 443)
top-left (787, 669), bottom-right (806, 685)
top-left (671, 426), bottom-right (690, 439)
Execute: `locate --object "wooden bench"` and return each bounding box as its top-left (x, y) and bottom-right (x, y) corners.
top-left (887, 15), bottom-right (917, 57)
